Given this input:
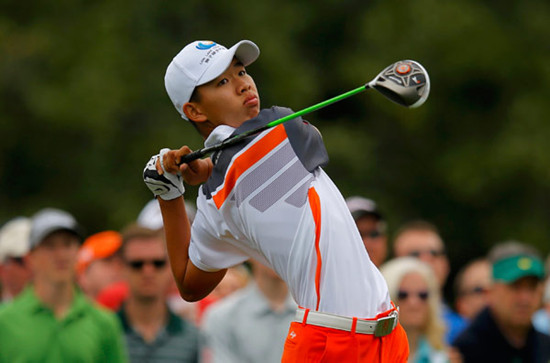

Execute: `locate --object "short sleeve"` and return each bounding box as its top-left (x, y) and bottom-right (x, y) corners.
top-left (189, 208), bottom-right (250, 272)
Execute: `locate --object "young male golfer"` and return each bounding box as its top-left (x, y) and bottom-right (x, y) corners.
top-left (143, 39), bottom-right (408, 362)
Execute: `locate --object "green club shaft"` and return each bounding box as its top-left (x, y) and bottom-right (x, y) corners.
top-left (178, 84), bottom-right (369, 164)
top-left (264, 85), bottom-right (368, 128)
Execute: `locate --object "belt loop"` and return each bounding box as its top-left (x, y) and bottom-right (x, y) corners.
top-left (302, 309), bottom-right (310, 326)
top-left (351, 317), bottom-right (358, 335)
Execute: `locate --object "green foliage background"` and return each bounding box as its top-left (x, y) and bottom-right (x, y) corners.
top-left (2, 0), bottom-right (550, 294)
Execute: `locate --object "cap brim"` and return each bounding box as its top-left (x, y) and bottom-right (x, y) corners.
top-left (351, 210), bottom-right (382, 221)
top-left (32, 227), bottom-right (83, 249)
top-left (493, 255), bottom-right (545, 283)
top-left (197, 40), bottom-right (260, 87)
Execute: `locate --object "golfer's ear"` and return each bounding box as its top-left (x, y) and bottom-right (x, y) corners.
top-left (183, 102), bottom-right (207, 123)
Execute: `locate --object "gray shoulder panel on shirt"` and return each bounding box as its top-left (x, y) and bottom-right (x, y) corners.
top-left (202, 106), bottom-right (329, 200)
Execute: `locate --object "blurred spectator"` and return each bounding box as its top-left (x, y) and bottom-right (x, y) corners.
top-left (201, 260), bottom-right (296, 363)
top-left (195, 264), bottom-right (250, 324)
top-left (533, 254), bottom-right (550, 334)
top-left (393, 220), bottom-right (467, 343)
top-left (345, 196), bottom-right (388, 267)
top-left (172, 263), bottom-right (250, 325)
top-left (0, 208), bottom-right (126, 362)
top-left (137, 199), bottom-right (197, 231)
top-left (0, 217), bottom-right (32, 303)
top-left (452, 241), bottom-right (550, 362)
top-left (77, 230), bottom-right (125, 301)
top-left (381, 257), bottom-right (448, 362)
top-left (454, 258), bottom-right (491, 321)
top-left (532, 268), bottom-right (550, 335)
top-left (117, 223), bottom-right (199, 362)
top-left (135, 198), bottom-right (245, 325)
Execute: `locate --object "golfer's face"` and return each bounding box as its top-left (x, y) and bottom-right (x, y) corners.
top-left (196, 58), bottom-right (260, 128)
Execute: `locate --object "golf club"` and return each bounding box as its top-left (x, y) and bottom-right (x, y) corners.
top-left (178, 60), bottom-right (430, 164)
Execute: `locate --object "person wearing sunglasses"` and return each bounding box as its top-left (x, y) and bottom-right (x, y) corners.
top-left (453, 258), bottom-right (491, 321)
top-left (393, 220), bottom-right (467, 344)
top-left (116, 223), bottom-right (200, 363)
top-left (380, 257), bottom-right (449, 363)
top-left (346, 196), bottom-right (388, 267)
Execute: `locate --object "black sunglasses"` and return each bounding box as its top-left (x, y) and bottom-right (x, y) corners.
top-left (459, 286), bottom-right (487, 297)
top-left (7, 256), bottom-right (25, 266)
top-left (361, 230), bottom-right (383, 239)
top-left (126, 259), bottom-right (167, 270)
top-left (397, 290), bottom-right (429, 301)
top-left (408, 249), bottom-right (446, 258)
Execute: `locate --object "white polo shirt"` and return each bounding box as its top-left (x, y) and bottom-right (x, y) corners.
top-left (188, 107), bottom-right (391, 318)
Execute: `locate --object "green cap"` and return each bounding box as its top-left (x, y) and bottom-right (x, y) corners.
top-left (492, 255), bottom-right (545, 283)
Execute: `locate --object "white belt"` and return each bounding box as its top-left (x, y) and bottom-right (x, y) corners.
top-left (294, 308), bottom-right (399, 337)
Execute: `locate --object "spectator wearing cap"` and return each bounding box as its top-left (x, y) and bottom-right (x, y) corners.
top-left (392, 220), bottom-right (467, 344)
top-left (454, 258), bottom-right (491, 321)
top-left (77, 230), bottom-right (125, 301)
top-left (452, 241), bottom-right (550, 362)
top-left (0, 208), bottom-right (127, 362)
top-left (137, 199), bottom-right (197, 231)
top-left (116, 223), bottom-right (200, 362)
top-left (0, 217), bottom-right (32, 303)
top-left (345, 196), bottom-right (388, 267)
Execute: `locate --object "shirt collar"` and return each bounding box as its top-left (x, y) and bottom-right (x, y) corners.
top-left (19, 285), bottom-right (88, 319)
top-left (204, 125), bottom-right (236, 148)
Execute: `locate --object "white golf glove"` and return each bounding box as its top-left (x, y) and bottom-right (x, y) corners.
top-left (143, 148), bottom-right (185, 200)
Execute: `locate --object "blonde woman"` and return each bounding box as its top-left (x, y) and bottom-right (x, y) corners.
top-left (381, 257), bottom-right (448, 362)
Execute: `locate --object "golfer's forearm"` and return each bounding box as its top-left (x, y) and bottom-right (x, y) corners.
top-left (158, 197), bottom-right (191, 290)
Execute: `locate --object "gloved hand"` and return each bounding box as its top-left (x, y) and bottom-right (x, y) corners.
top-left (143, 148), bottom-right (185, 200)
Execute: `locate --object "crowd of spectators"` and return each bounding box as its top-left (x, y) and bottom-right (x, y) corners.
top-left (0, 196), bottom-right (549, 362)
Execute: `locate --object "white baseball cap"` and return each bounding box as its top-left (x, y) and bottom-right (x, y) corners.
top-left (29, 208), bottom-right (83, 249)
top-left (164, 40), bottom-right (260, 120)
top-left (137, 199), bottom-right (197, 230)
top-left (0, 217), bottom-right (31, 263)
top-left (345, 196), bottom-right (383, 221)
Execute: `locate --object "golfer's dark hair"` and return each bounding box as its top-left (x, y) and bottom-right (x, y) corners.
top-left (188, 88), bottom-right (201, 132)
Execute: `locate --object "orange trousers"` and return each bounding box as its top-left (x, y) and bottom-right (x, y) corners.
top-left (281, 312), bottom-right (409, 362)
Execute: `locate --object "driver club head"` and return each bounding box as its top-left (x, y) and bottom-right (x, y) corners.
top-left (367, 60), bottom-right (430, 108)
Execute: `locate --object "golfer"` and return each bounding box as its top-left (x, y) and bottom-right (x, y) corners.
top-left (143, 39), bottom-right (408, 362)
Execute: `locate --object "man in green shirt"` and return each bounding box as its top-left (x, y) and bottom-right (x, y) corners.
top-left (0, 208), bottom-right (127, 362)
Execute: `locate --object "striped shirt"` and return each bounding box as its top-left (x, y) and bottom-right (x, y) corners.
top-left (189, 106), bottom-right (391, 318)
top-left (117, 306), bottom-right (199, 363)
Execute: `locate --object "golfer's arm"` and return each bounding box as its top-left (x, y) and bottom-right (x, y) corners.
top-left (158, 197), bottom-right (226, 302)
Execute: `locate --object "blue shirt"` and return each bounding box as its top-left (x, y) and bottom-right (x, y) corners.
top-left (441, 302), bottom-right (468, 344)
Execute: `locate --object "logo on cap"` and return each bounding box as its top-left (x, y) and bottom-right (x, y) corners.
top-left (518, 257), bottom-right (532, 270)
top-left (196, 41), bottom-right (217, 50)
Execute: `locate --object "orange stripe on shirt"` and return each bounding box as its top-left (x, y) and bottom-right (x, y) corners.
top-left (308, 187), bottom-right (322, 310)
top-left (212, 124), bottom-right (287, 209)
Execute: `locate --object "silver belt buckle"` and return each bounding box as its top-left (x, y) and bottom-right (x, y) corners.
top-left (374, 312), bottom-right (397, 337)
